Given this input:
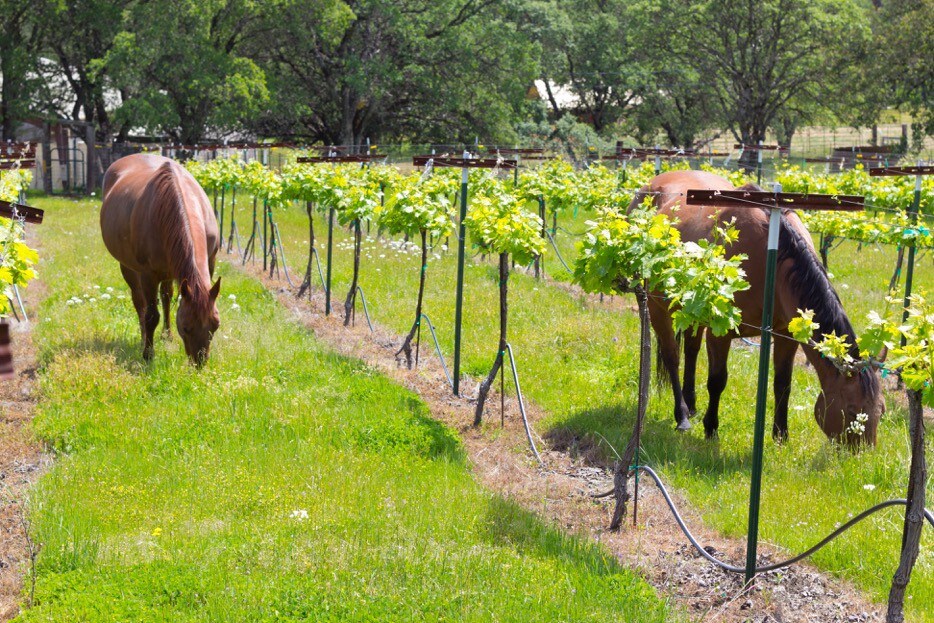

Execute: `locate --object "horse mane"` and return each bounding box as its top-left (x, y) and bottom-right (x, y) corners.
top-left (150, 162), bottom-right (212, 316)
top-left (735, 184), bottom-right (879, 396)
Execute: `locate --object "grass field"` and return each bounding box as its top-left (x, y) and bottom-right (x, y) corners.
top-left (247, 183), bottom-right (934, 620)
top-left (14, 195), bottom-right (676, 622)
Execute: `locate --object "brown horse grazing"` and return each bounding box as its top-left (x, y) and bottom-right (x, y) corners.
top-left (634, 170), bottom-right (884, 446)
top-left (101, 154), bottom-right (221, 365)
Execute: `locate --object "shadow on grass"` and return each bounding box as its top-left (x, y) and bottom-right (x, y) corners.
top-left (482, 495), bottom-right (619, 576)
top-left (40, 330), bottom-right (145, 372)
top-left (546, 401), bottom-right (753, 483)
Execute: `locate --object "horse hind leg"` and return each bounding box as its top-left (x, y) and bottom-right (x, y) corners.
top-left (120, 264), bottom-right (147, 350)
top-left (682, 328), bottom-right (704, 417)
top-left (703, 335), bottom-right (731, 439)
top-left (160, 280), bottom-right (173, 339)
top-left (650, 299), bottom-right (692, 430)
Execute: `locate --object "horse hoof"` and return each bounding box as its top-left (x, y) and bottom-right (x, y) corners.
top-left (676, 419), bottom-right (692, 431)
top-left (705, 429), bottom-right (719, 440)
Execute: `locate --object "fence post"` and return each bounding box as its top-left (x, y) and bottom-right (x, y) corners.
top-left (85, 125), bottom-right (97, 194)
top-left (453, 150), bottom-right (470, 396)
top-left (744, 182), bottom-right (782, 584)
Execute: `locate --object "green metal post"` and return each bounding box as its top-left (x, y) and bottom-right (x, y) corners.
top-left (325, 207), bottom-right (335, 316)
top-left (900, 166), bottom-right (923, 347)
top-left (453, 152), bottom-right (470, 396)
top-left (745, 183), bottom-right (782, 585)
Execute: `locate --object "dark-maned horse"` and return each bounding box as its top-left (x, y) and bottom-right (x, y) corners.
top-left (101, 154), bottom-right (221, 365)
top-left (634, 170), bottom-right (883, 446)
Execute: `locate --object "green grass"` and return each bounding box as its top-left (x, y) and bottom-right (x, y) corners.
top-left (16, 195), bottom-right (676, 622)
top-left (250, 187), bottom-right (934, 620)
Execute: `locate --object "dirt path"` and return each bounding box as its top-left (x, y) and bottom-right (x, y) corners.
top-left (0, 303), bottom-right (48, 621)
top-left (239, 258), bottom-right (889, 623)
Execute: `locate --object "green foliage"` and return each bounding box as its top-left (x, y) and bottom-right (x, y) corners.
top-left (379, 171), bottom-right (457, 239)
top-left (574, 198), bottom-right (748, 336)
top-left (0, 169), bottom-right (38, 317)
top-left (776, 164), bottom-right (934, 248)
top-left (792, 293), bottom-right (934, 407)
top-left (464, 176), bottom-right (546, 265)
top-left (104, 0), bottom-right (268, 143)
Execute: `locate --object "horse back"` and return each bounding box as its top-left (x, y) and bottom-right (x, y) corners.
top-left (100, 154), bottom-right (216, 279)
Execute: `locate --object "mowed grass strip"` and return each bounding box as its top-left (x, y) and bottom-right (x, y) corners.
top-left (17, 195), bottom-right (675, 622)
top-left (259, 190), bottom-right (933, 620)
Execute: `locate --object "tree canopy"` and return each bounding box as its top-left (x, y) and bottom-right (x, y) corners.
top-left (0, 0), bottom-right (929, 148)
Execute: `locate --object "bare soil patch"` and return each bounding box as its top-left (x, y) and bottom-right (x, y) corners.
top-left (240, 258), bottom-right (890, 623)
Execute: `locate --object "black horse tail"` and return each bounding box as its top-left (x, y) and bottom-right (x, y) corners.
top-left (654, 331), bottom-right (681, 388)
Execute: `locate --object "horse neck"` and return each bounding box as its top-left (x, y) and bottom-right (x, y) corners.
top-left (156, 165), bottom-right (211, 295)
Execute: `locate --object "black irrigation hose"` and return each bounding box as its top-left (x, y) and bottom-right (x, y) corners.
top-left (545, 230), bottom-right (573, 272)
top-left (607, 465), bottom-right (934, 575)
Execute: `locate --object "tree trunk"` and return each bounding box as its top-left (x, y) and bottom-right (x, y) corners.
top-left (886, 389), bottom-right (927, 622)
top-left (343, 219), bottom-right (362, 326)
top-left (297, 202), bottom-right (317, 299)
top-left (396, 229), bottom-right (428, 368)
top-left (474, 252), bottom-right (509, 426)
top-left (610, 284), bottom-right (651, 531)
top-left (738, 129), bottom-right (766, 174)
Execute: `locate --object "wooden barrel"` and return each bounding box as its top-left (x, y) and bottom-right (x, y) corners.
top-left (0, 321), bottom-right (13, 380)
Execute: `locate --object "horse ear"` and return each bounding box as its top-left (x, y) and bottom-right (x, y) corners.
top-left (179, 279), bottom-right (191, 299)
top-left (209, 277), bottom-right (221, 301)
top-left (876, 345), bottom-right (888, 364)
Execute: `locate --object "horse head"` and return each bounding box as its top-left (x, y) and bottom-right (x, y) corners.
top-left (814, 366), bottom-right (884, 447)
top-left (177, 277), bottom-right (221, 366)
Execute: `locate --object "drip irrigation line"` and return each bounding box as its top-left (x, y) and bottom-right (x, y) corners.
top-left (353, 286), bottom-right (375, 332)
top-left (273, 223), bottom-right (294, 287)
top-left (545, 230), bottom-right (573, 272)
top-left (555, 225), bottom-right (587, 237)
top-left (619, 465), bottom-right (934, 575)
top-left (504, 342), bottom-right (543, 465)
top-left (310, 247), bottom-right (327, 293)
top-left (417, 313), bottom-right (453, 389)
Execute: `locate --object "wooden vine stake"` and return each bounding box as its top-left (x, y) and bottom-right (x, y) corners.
top-left (573, 198), bottom-right (750, 533)
top-left (686, 186), bottom-right (863, 585)
top-left (412, 153), bottom-right (517, 395)
top-left (886, 388), bottom-right (926, 623)
top-left (457, 178), bottom-right (542, 427)
top-left (869, 164), bottom-right (934, 623)
top-left (296, 155), bottom-right (385, 316)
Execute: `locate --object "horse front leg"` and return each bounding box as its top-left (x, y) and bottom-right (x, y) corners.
top-left (682, 328), bottom-right (704, 417)
top-left (649, 298), bottom-right (692, 430)
top-left (703, 335), bottom-right (731, 439)
top-left (139, 275), bottom-right (160, 361)
top-left (159, 280), bottom-right (173, 339)
top-left (772, 336), bottom-right (798, 442)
